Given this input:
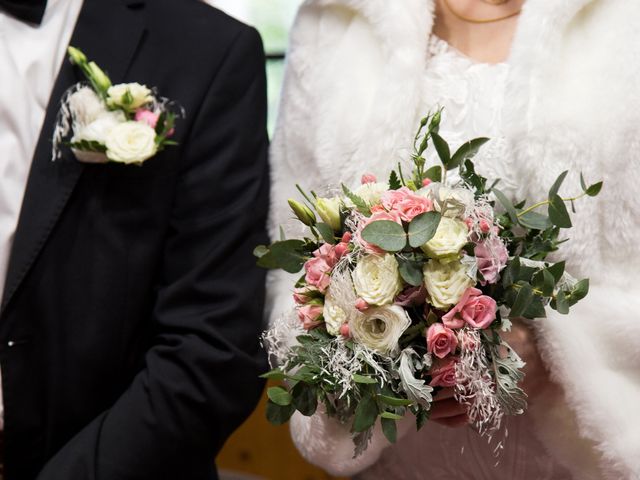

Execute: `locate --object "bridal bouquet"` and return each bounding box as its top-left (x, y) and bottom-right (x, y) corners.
top-left (258, 111), bottom-right (601, 454)
top-left (52, 47), bottom-right (180, 165)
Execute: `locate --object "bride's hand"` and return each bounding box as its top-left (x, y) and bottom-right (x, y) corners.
top-left (500, 318), bottom-right (555, 401)
top-left (430, 319), bottom-right (553, 428)
top-left (430, 387), bottom-right (468, 428)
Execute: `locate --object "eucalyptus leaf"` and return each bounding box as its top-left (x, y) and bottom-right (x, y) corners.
top-left (265, 400), bottom-right (295, 425)
top-left (546, 261), bottom-right (565, 282)
top-left (585, 181), bottom-right (603, 197)
top-left (518, 211), bottom-right (552, 230)
top-left (316, 223), bottom-right (336, 244)
top-left (549, 170), bottom-right (568, 199)
top-left (407, 211), bottom-right (441, 248)
top-left (431, 132), bottom-right (451, 166)
top-left (381, 417), bottom-right (397, 443)
top-left (424, 165), bottom-right (442, 182)
top-left (397, 257), bottom-right (424, 287)
top-left (509, 283), bottom-right (534, 318)
top-left (291, 382), bottom-right (318, 416)
top-left (548, 194), bottom-right (572, 228)
top-left (493, 188), bottom-right (518, 223)
top-left (362, 220), bottom-right (407, 252)
top-left (449, 137), bottom-right (490, 170)
top-left (352, 374), bottom-right (378, 385)
top-left (267, 386), bottom-right (292, 406)
top-left (353, 395), bottom-right (379, 432)
top-left (378, 395), bottom-right (413, 407)
top-left (259, 239), bottom-right (307, 273)
top-left (553, 290), bottom-right (570, 314)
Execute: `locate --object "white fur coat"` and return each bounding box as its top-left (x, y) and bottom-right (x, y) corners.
top-left (268, 0), bottom-right (640, 478)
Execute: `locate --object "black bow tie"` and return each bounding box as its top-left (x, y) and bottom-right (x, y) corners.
top-left (0, 0), bottom-right (48, 25)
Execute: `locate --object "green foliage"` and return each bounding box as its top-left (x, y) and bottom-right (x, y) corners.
top-left (549, 170), bottom-right (568, 198)
top-left (518, 211), bottom-right (552, 230)
top-left (378, 395), bottom-right (413, 407)
top-left (361, 220), bottom-right (407, 252)
top-left (397, 255), bottom-right (424, 287)
top-left (342, 184), bottom-right (371, 215)
top-left (493, 188), bottom-right (519, 223)
top-left (259, 368), bottom-right (286, 381)
top-left (353, 395), bottom-right (379, 432)
top-left (431, 132), bottom-right (450, 166)
top-left (256, 239), bottom-right (307, 273)
top-left (548, 194), bottom-right (572, 228)
top-left (67, 140), bottom-right (107, 153)
top-left (316, 223), bottom-right (336, 244)
top-left (423, 165), bottom-right (443, 182)
top-left (267, 386), bottom-right (292, 406)
top-left (448, 137), bottom-right (489, 170)
top-left (291, 382), bottom-right (318, 416)
top-left (381, 417), bottom-right (397, 443)
top-left (265, 400), bottom-right (295, 425)
top-left (407, 212), bottom-right (441, 248)
top-left (389, 170), bottom-right (402, 190)
top-left (580, 173), bottom-right (603, 197)
top-left (352, 374), bottom-right (379, 384)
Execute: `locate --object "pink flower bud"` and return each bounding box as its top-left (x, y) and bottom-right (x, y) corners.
top-left (464, 217), bottom-right (474, 230)
top-left (422, 178), bottom-right (432, 187)
top-left (361, 173), bottom-right (377, 184)
top-left (355, 298), bottom-right (369, 312)
top-left (341, 231), bottom-right (352, 244)
top-left (479, 219), bottom-right (491, 234)
top-left (339, 323), bottom-right (351, 338)
top-left (134, 109), bottom-right (160, 129)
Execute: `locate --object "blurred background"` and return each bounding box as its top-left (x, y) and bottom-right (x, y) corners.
top-left (206, 2), bottom-right (346, 479)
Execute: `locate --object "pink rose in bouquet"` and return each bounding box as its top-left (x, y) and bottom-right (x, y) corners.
top-left (429, 358), bottom-right (458, 387)
top-left (426, 323), bottom-right (458, 359)
top-left (297, 304), bottom-right (324, 330)
top-left (442, 287), bottom-right (497, 329)
top-left (475, 236), bottom-right (508, 285)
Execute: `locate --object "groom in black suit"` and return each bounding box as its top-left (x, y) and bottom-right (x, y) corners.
top-left (0, 1), bottom-right (269, 479)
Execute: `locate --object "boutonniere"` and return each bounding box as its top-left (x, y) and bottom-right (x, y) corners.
top-left (52, 46), bottom-right (181, 165)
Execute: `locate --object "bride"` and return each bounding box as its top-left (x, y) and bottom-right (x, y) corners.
top-left (267, 0), bottom-right (640, 478)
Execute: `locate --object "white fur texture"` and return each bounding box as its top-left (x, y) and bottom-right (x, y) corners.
top-left (268, 0), bottom-right (640, 477)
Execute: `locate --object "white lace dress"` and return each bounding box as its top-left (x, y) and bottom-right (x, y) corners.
top-left (353, 37), bottom-right (571, 480)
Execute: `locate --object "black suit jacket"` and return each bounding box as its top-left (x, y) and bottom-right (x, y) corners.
top-left (0, 1), bottom-right (269, 478)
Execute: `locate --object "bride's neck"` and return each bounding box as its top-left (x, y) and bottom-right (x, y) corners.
top-left (432, 0), bottom-right (525, 64)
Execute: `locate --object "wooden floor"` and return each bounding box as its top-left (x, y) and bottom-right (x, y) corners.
top-left (217, 382), bottom-right (348, 480)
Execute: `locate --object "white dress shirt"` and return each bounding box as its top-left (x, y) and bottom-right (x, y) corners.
top-left (0, 0), bottom-right (84, 431)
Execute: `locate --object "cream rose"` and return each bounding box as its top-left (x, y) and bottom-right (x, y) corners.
top-left (107, 82), bottom-right (153, 110)
top-left (105, 121), bottom-right (158, 164)
top-left (350, 305), bottom-right (411, 354)
top-left (352, 182), bottom-right (387, 206)
top-left (323, 293), bottom-right (348, 336)
top-left (421, 217), bottom-right (469, 260)
top-left (315, 196), bottom-right (342, 231)
top-left (352, 254), bottom-right (402, 306)
top-left (436, 186), bottom-right (475, 218)
top-left (69, 86), bottom-right (108, 126)
top-left (423, 258), bottom-right (475, 310)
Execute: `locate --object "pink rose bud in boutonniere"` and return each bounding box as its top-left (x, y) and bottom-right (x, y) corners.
top-left (442, 287), bottom-right (497, 330)
top-left (361, 173), bottom-right (377, 184)
top-left (429, 357), bottom-right (458, 387)
top-left (426, 323), bottom-right (459, 359)
top-left (135, 109), bottom-right (159, 129)
top-left (297, 304), bottom-right (324, 330)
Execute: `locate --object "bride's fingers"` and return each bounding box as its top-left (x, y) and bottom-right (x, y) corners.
top-left (429, 397), bottom-right (467, 420)
top-left (432, 413), bottom-right (469, 428)
top-left (432, 387), bottom-right (456, 401)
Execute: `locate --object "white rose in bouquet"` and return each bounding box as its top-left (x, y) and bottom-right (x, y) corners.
top-left (352, 254), bottom-right (402, 306)
top-left (68, 86), bottom-right (107, 126)
top-left (107, 82), bottom-right (153, 110)
top-left (323, 292), bottom-right (348, 336)
top-left (436, 186), bottom-right (475, 218)
top-left (350, 305), bottom-right (411, 354)
top-left (352, 182), bottom-right (387, 206)
top-left (423, 258), bottom-right (474, 309)
top-left (105, 121), bottom-right (158, 164)
top-left (421, 217), bottom-right (469, 260)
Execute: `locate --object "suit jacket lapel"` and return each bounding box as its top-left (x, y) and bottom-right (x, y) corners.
top-left (1, 0), bottom-right (147, 312)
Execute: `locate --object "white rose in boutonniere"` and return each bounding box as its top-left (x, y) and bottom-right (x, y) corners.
top-left (350, 305), bottom-right (411, 354)
top-left (421, 217), bottom-right (469, 260)
top-left (68, 86), bottom-right (107, 126)
top-left (107, 82), bottom-right (153, 110)
top-left (73, 110), bottom-right (126, 144)
top-left (105, 121), bottom-right (158, 165)
top-left (352, 254), bottom-right (402, 306)
top-left (423, 258), bottom-right (474, 310)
